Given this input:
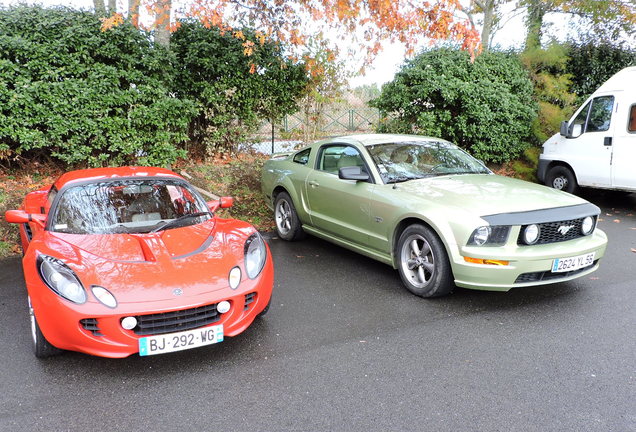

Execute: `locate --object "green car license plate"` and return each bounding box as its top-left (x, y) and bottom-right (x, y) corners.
top-left (139, 324), bottom-right (223, 356)
top-left (552, 252), bottom-right (595, 273)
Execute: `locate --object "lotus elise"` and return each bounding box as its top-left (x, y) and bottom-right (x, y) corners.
top-left (5, 167), bottom-right (273, 358)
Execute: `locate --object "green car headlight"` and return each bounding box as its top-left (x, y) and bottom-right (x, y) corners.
top-left (473, 226), bottom-right (490, 245)
top-left (37, 255), bottom-right (87, 304)
top-left (244, 233), bottom-right (267, 279)
top-left (468, 226), bottom-right (510, 246)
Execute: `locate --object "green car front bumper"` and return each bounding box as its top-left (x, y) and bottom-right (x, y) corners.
top-left (450, 229), bottom-right (608, 291)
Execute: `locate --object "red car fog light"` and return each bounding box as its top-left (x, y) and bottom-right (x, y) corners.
top-left (121, 316), bottom-right (138, 330)
top-left (217, 300), bottom-right (231, 314)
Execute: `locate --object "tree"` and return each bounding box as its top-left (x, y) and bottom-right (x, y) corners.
top-left (170, 21), bottom-right (308, 155)
top-left (153, 0), bottom-right (172, 47)
top-left (296, 41), bottom-right (349, 143)
top-left (101, 0), bottom-right (482, 61)
top-left (372, 48), bottom-right (537, 163)
top-left (93, 0), bottom-right (106, 17)
top-left (456, 0), bottom-right (635, 51)
top-left (351, 84), bottom-right (382, 105)
top-left (456, 0), bottom-right (516, 50)
top-left (523, 0), bottom-right (636, 51)
top-left (98, 0), bottom-right (173, 47)
top-left (92, 0), bottom-right (116, 16)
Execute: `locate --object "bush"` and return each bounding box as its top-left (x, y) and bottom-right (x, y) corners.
top-left (170, 22), bottom-right (308, 155)
top-left (520, 43), bottom-right (577, 144)
top-left (565, 41), bottom-right (636, 101)
top-left (0, 6), bottom-right (197, 167)
top-left (372, 48), bottom-right (537, 163)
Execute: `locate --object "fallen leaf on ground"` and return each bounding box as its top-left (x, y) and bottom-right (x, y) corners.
top-left (613, 219), bottom-right (621, 223)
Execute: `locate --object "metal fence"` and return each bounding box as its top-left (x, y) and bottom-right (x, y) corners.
top-left (248, 107), bottom-right (380, 154)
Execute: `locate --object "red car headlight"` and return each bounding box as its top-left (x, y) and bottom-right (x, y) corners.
top-left (37, 254), bottom-right (87, 304)
top-left (244, 233), bottom-right (266, 279)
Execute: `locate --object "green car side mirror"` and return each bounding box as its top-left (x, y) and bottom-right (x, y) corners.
top-left (338, 166), bottom-right (369, 182)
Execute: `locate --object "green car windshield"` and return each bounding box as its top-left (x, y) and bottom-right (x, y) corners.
top-left (366, 141), bottom-right (491, 184)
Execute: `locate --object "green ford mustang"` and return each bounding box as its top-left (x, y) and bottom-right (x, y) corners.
top-left (261, 134), bottom-right (608, 297)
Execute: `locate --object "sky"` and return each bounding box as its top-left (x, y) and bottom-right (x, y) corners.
top-left (0, 0), bottom-right (589, 88)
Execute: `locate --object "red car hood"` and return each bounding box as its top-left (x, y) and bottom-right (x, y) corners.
top-left (40, 219), bottom-right (255, 304)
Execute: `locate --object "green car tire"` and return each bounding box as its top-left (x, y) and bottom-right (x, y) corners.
top-left (274, 192), bottom-right (305, 241)
top-left (397, 224), bottom-right (454, 298)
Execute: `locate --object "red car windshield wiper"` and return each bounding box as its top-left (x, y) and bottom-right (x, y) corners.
top-left (150, 212), bottom-right (211, 233)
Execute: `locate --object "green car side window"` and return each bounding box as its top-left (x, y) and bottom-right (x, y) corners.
top-left (318, 145), bottom-right (365, 175)
top-left (292, 148), bottom-right (311, 165)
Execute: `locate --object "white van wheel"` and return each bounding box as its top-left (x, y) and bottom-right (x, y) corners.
top-left (546, 166), bottom-right (578, 194)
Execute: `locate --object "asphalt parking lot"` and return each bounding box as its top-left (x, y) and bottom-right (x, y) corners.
top-left (0, 190), bottom-right (634, 432)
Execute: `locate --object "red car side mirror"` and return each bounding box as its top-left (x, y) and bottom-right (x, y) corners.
top-left (207, 197), bottom-right (233, 212)
top-left (5, 210), bottom-right (46, 227)
top-left (219, 196), bottom-right (233, 209)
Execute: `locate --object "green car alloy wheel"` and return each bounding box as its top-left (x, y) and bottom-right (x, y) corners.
top-left (397, 224), bottom-right (453, 297)
top-left (274, 191), bottom-right (304, 241)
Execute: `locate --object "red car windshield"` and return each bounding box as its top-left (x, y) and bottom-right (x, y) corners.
top-left (49, 179), bottom-right (210, 234)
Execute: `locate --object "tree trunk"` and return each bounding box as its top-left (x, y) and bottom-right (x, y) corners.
top-left (480, 0), bottom-right (495, 50)
top-left (524, 0), bottom-right (547, 50)
top-left (93, 0), bottom-right (106, 16)
top-left (129, 0), bottom-right (140, 27)
top-left (154, 0), bottom-right (172, 48)
top-left (107, 0), bottom-right (116, 14)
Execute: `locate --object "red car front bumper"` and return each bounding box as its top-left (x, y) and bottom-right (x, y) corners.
top-left (27, 257), bottom-right (274, 358)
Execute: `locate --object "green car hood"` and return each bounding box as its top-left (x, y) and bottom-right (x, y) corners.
top-left (395, 174), bottom-right (586, 217)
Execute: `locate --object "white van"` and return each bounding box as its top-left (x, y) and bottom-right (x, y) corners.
top-left (538, 66), bottom-right (636, 194)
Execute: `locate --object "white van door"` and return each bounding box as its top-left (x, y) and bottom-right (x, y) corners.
top-left (564, 94), bottom-right (616, 188)
top-left (611, 103), bottom-right (636, 190)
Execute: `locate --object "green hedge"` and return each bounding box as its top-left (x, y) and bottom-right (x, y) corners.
top-left (0, 6), bottom-right (197, 166)
top-left (565, 41), bottom-right (636, 101)
top-left (0, 6), bottom-right (308, 167)
top-left (372, 48), bottom-right (537, 163)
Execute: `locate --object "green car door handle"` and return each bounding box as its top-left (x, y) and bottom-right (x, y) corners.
top-left (308, 180), bottom-right (319, 188)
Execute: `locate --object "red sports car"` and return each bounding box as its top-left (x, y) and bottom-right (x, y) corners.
top-left (4, 166), bottom-right (273, 358)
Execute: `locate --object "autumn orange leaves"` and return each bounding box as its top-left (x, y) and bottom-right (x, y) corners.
top-left (99, 0), bottom-right (482, 70)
